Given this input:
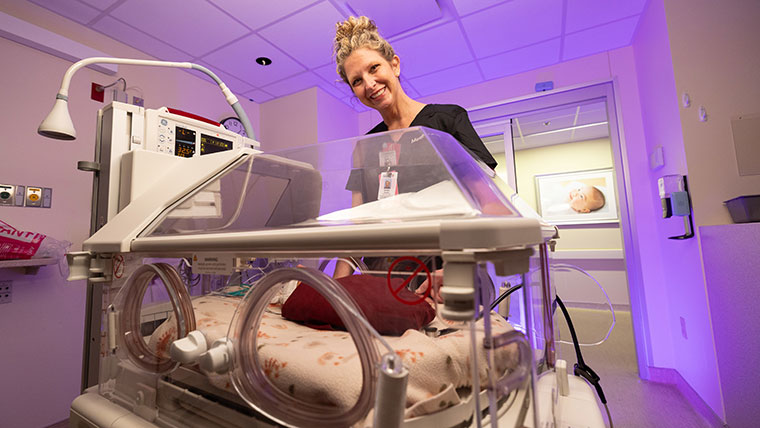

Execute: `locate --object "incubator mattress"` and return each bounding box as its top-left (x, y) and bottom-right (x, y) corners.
top-left (148, 293), bottom-right (518, 419)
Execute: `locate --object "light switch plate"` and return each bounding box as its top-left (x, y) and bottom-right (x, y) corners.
top-left (14, 185), bottom-right (25, 206)
top-left (42, 187), bottom-right (52, 208)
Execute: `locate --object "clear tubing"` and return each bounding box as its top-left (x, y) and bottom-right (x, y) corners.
top-left (228, 267), bottom-right (392, 427)
top-left (551, 263), bottom-right (616, 346)
top-left (116, 263), bottom-right (195, 374)
top-left (470, 320), bottom-right (483, 428)
top-left (481, 306), bottom-right (500, 428)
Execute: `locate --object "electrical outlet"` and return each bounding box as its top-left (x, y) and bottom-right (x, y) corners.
top-left (26, 186), bottom-right (42, 207)
top-left (0, 280), bottom-right (11, 304)
top-left (0, 184), bottom-right (14, 206)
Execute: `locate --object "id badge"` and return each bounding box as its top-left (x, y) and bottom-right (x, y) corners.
top-left (378, 171), bottom-right (398, 200)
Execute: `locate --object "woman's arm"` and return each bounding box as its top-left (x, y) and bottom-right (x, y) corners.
top-left (334, 191), bottom-right (365, 278)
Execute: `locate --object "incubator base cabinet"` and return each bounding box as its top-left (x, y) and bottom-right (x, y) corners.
top-left (67, 125), bottom-right (606, 427)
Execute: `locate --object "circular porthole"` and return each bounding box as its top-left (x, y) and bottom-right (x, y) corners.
top-left (113, 263), bottom-right (196, 374)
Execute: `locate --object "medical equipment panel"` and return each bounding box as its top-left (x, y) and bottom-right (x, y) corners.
top-left (69, 127), bottom-right (571, 427)
top-left (90, 102), bottom-right (261, 234)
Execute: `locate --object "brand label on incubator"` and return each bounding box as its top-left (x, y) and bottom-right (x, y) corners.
top-left (192, 253), bottom-right (234, 275)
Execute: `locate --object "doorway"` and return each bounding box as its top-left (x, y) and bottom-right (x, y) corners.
top-left (467, 82), bottom-right (649, 378)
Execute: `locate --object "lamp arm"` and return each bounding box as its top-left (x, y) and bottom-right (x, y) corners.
top-left (54, 57), bottom-right (254, 139)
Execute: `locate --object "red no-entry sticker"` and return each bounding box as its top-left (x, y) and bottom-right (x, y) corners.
top-left (386, 256), bottom-right (431, 305)
top-left (113, 254), bottom-right (125, 279)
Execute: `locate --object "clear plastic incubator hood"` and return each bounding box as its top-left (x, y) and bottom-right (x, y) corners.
top-left (68, 127), bottom-right (569, 428)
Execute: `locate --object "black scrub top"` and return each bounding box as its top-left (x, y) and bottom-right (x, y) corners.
top-left (367, 104), bottom-right (497, 169)
top-left (346, 104), bottom-right (496, 201)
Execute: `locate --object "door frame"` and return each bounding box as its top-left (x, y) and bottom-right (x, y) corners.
top-left (466, 79), bottom-right (652, 379)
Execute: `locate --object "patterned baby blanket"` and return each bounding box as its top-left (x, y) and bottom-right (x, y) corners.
top-left (148, 293), bottom-right (518, 421)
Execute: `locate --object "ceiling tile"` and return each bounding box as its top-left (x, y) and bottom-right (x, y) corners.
top-left (79, 0), bottom-right (120, 10)
top-left (400, 76), bottom-right (421, 99)
top-left (392, 22), bottom-right (474, 79)
top-left (258, 1), bottom-right (345, 68)
top-left (479, 38), bottom-right (560, 80)
top-left (565, 0), bottom-right (647, 33)
top-left (451, 0), bottom-right (509, 16)
top-left (346, 0), bottom-right (442, 37)
top-left (407, 62), bottom-right (482, 97)
top-left (562, 16), bottom-right (639, 60)
top-left (196, 61), bottom-right (255, 94)
top-left (316, 81), bottom-right (351, 101)
top-left (92, 16), bottom-right (192, 61)
top-left (109, 0), bottom-right (250, 57)
top-left (461, 0), bottom-right (563, 58)
top-left (243, 89), bottom-right (275, 103)
top-left (28, 0), bottom-right (100, 25)
top-left (201, 33), bottom-right (305, 87)
top-left (313, 62), bottom-right (343, 86)
top-left (209, 0), bottom-right (320, 30)
top-left (261, 71), bottom-right (323, 97)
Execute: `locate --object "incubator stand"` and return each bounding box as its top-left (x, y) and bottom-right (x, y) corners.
top-left (68, 127), bottom-right (566, 428)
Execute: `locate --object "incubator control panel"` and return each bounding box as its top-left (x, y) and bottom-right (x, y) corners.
top-left (145, 108), bottom-right (259, 158)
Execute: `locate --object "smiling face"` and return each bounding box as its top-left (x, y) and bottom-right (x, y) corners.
top-left (343, 47), bottom-right (401, 111)
top-left (568, 184), bottom-right (605, 213)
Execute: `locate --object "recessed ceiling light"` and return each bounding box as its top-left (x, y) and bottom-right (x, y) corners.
top-left (543, 121), bottom-right (551, 126)
top-left (255, 57), bottom-right (272, 66)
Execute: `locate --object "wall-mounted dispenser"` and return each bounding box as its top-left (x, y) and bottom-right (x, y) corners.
top-left (658, 174), bottom-right (694, 239)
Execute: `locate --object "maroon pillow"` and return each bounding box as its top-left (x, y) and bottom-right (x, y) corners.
top-left (281, 274), bottom-right (436, 336)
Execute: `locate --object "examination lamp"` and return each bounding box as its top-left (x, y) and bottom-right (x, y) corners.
top-left (38, 57), bottom-right (255, 140)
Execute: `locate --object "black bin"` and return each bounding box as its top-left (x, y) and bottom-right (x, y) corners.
top-left (724, 195), bottom-right (760, 223)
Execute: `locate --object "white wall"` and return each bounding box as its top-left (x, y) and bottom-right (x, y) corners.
top-left (258, 86), bottom-right (359, 151)
top-left (0, 3), bottom-right (259, 426)
top-left (259, 88), bottom-right (318, 151)
top-left (316, 88), bottom-right (359, 143)
top-left (666, 0), bottom-right (760, 227)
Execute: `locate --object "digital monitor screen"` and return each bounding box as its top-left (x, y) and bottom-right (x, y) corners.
top-left (201, 134), bottom-right (233, 155)
top-left (175, 126), bottom-right (196, 158)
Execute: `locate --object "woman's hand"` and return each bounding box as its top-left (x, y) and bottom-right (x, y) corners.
top-left (416, 268), bottom-right (444, 303)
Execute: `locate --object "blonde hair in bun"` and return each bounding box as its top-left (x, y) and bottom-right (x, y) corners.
top-left (334, 16), bottom-right (395, 84)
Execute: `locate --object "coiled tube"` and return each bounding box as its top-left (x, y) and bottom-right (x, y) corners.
top-left (116, 263), bottom-right (195, 374)
top-left (227, 267), bottom-right (383, 427)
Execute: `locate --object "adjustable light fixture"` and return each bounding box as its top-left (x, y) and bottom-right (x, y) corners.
top-left (38, 57), bottom-right (255, 140)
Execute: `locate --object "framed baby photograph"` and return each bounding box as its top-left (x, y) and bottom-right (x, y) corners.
top-left (534, 168), bottom-right (618, 225)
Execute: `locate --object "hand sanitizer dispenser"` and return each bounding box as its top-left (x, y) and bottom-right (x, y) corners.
top-left (657, 175), bottom-right (694, 239)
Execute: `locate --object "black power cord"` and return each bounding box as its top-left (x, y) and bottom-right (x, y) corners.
top-left (489, 284), bottom-right (523, 312)
top-left (555, 294), bottom-right (613, 428)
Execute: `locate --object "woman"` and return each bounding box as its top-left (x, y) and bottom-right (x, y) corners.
top-left (332, 17), bottom-right (497, 303)
top-left (334, 16), bottom-right (496, 169)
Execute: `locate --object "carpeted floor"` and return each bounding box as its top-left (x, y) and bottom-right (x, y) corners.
top-left (556, 307), bottom-right (718, 428)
